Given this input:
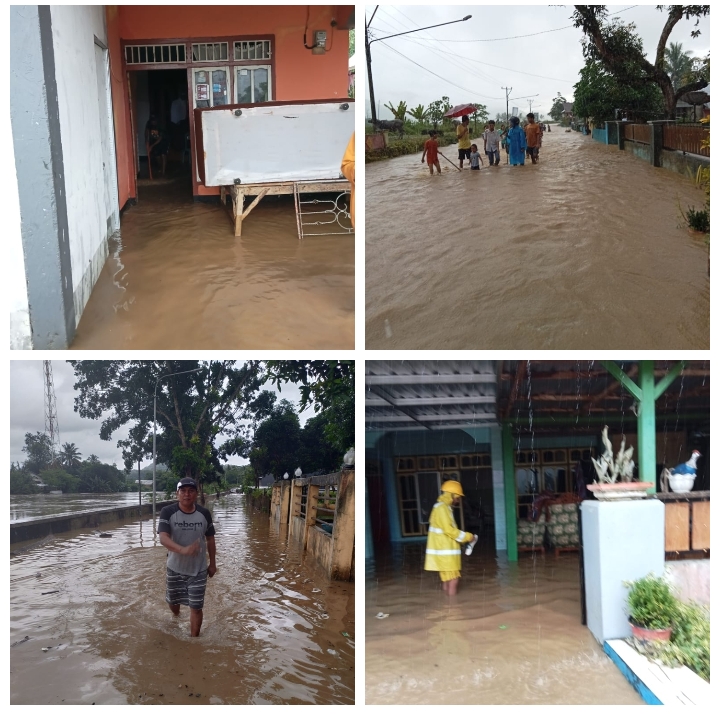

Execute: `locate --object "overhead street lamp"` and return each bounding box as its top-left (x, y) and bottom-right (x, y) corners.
top-left (366, 11), bottom-right (472, 125)
top-left (152, 365), bottom-right (204, 534)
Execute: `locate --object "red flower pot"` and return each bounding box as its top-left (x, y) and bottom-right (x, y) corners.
top-left (630, 621), bottom-right (672, 642)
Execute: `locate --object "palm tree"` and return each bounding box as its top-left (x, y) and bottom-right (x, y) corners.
top-left (59, 442), bottom-right (82, 471)
top-left (383, 101), bottom-right (407, 123)
top-left (664, 42), bottom-right (693, 91)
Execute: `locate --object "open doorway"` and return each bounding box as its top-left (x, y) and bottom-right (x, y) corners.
top-left (128, 68), bottom-right (191, 200)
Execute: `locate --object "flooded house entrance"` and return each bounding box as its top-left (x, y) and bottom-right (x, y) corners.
top-left (129, 68), bottom-right (191, 194)
top-left (365, 360), bottom-right (709, 705)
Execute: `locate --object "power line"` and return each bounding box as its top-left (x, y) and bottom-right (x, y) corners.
top-left (378, 42), bottom-right (505, 100)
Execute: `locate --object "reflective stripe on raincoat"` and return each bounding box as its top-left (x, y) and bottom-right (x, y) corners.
top-left (424, 492), bottom-right (473, 573)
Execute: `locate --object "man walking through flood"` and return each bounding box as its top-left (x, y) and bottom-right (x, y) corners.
top-left (424, 480), bottom-right (477, 596)
top-left (158, 477), bottom-right (217, 637)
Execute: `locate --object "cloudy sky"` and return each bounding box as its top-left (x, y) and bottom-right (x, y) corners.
top-left (10, 361), bottom-right (307, 469)
top-left (365, 4), bottom-right (710, 120)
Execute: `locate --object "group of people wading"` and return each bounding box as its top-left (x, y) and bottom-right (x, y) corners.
top-left (422, 112), bottom-right (548, 174)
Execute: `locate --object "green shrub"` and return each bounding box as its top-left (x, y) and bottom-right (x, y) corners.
top-left (684, 206), bottom-right (710, 233)
top-left (625, 573), bottom-right (680, 630)
top-left (661, 601), bottom-right (710, 681)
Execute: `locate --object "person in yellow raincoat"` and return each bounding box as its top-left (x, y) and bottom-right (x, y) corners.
top-left (424, 480), bottom-right (477, 596)
top-left (340, 132), bottom-right (355, 228)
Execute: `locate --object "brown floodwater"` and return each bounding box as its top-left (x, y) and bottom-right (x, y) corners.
top-left (365, 129), bottom-right (709, 349)
top-left (365, 541), bottom-right (643, 705)
top-left (71, 173), bottom-right (354, 349)
top-left (10, 494), bottom-right (354, 705)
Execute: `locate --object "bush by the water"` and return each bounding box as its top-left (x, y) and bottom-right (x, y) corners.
top-left (365, 132), bottom-right (456, 162)
top-left (683, 205), bottom-right (710, 233)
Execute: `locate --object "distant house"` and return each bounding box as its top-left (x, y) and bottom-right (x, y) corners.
top-left (676, 84), bottom-right (710, 122)
top-left (562, 102), bottom-right (574, 119)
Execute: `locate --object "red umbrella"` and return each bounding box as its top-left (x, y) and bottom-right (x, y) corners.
top-left (444, 103), bottom-right (476, 118)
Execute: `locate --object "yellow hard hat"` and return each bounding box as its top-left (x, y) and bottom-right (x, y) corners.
top-left (441, 480), bottom-right (464, 497)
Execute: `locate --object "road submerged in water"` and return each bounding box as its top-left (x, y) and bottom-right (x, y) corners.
top-left (365, 541), bottom-right (642, 705)
top-left (365, 129), bottom-right (709, 349)
top-left (10, 494), bottom-right (354, 705)
top-left (71, 173), bottom-right (354, 350)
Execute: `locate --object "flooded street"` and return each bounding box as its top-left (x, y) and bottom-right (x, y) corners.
top-left (365, 542), bottom-right (642, 705)
top-left (365, 129), bottom-right (709, 349)
top-left (71, 175), bottom-right (354, 349)
top-left (10, 493), bottom-right (354, 705)
top-left (11, 493), bottom-right (156, 523)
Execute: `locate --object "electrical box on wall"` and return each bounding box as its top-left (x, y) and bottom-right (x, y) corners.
top-left (312, 30), bottom-right (327, 55)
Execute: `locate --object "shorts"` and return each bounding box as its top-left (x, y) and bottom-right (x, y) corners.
top-left (458, 148), bottom-right (471, 161)
top-left (166, 567), bottom-right (208, 610)
top-left (470, 165), bottom-right (480, 170)
top-left (526, 146), bottom-right (538, 158)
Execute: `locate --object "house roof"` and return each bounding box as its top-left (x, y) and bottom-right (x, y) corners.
top-left (366, 361), bottom-right (709, 435)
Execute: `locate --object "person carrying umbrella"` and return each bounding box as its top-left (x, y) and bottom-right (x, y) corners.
top-left (424, 480), bottom-right (477, 596)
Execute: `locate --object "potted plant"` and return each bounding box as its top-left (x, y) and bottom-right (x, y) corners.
top-left (587, 426), bottom-right (654, 499)
top-left (625, 573), bottom-right (680, 643)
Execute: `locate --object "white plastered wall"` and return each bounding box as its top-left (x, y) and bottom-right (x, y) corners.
top-left (9, 136), bottom-right (31, 350)
top-left (50, 5), bottom-right (119, 326)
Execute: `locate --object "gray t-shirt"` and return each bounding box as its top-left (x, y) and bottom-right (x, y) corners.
top-left (158, 502), bottom-right (215, 576)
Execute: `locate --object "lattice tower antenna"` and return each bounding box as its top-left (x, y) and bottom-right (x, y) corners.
top-left (43, 360), bottom-right (61, 464)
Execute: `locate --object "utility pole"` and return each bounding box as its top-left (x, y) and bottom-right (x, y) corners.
top-left (502, 86), bottom-right (512, 123)
top-left (528, 98), bottom-right (534, 115)
top-left (366, 10), bottom-right (471, 126)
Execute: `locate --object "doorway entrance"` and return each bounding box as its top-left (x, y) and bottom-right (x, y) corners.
top-left (128, 68), bottom-right (191, 199)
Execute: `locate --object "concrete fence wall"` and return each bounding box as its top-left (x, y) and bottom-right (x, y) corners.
top-left (274, 470), bottom-right (355, 581)
top-left (11, 499), bottom-right (175, 544)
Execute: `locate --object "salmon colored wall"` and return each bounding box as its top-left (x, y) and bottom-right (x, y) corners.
top-left (107, 5), bottom-right (350, 200)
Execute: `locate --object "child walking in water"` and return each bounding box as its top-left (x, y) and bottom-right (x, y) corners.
top-left (483, 120), bottom-right (501, 166)
top-left (421, 131), bottom-right (441, 175)
top-left (469, 144), bottom-right (482, 171)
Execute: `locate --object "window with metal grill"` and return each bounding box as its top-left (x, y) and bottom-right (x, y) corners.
top-left (125, 44), bottom-right (186, 65)
top-left (234, 40), bottom-right (272, 61)
top-left (192, 42), bottom-right (229, 62)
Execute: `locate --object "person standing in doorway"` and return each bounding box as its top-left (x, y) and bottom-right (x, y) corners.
top-left (456, 115), bottom-right (472, 169)
top-left (145, 115), bottom-right (170, 178)
top-left (158, 477), bottom-right (217, 637)
top-left (424, 480), bottom-right (477, 596)
top-left (170, 90), bottom-right (188, 151)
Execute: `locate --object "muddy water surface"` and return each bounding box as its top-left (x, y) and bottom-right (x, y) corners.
top-left (72, 177), bottom-right (354, 349)
top-left (366, 130), bottom-right (708, 348)
top-left (366, 542), bottom-right (642, 705)
top-left (10, 494), bottom-right (354, 705)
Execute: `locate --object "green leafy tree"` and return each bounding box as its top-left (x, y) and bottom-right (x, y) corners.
top-left (22, 432), bottom-right (53, 474)
top-left (10, 464), bottom-right (39, 494)
top-left (471, 103), bottom-right (489, 134)
top-left (573, 57), bottom-right (664, 123)
top-left (40, 468), bottom-right (80, 493)
top-left (572, 5), bottom-right (710, 118)
top-left (249, 400), bottom-right (302, 479)
top-left (664, 41), bottom-right (694, 90)
top-left (549, 93), bottom-right (567, 122)
top-left (77, 460), bottom-right (127, 493)
top-left (299, 411), bottom-right (345, 474)
top-left (427, 96), bottom-right (451, 129)
top-left (349, 29), bottom-right (355, 57)
top-left (263, 360), bottom-right (354, 452)
top-left (69, 360), bottom-right (268, 501)
top-left (59, 442), bottom-right (82, 474)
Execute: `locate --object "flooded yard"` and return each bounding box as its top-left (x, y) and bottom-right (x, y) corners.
top-left (10, 494), bottom-right (354, 705)
top-left (365, 129), bottom-right (709, 349)
top-left (71, 175), bottom-right (354, 349)
top-left (365, 541), bottom-right (642, 705)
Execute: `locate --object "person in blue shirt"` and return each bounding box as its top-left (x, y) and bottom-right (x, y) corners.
top-left (506, 115), bottom-right (527, 166)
